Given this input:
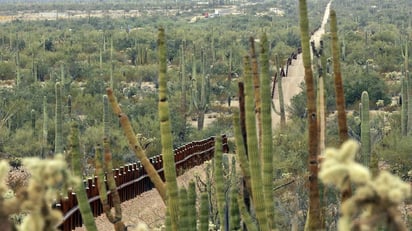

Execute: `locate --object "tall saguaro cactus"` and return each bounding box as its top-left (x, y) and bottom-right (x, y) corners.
top-left (55, 82), bottom-right (63, 155)
top-left (401, 77), bottom-right (408, 136)
top-left (158, 27), bottom-right (180, 231)
top-left (360, 91), bottom-right (371, 167)
top-left (298, 0), bottom-right (321, 230)
top-left (42, 96), bottom-right (48, 158)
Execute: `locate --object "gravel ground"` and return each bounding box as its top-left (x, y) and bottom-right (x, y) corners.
top-left (74, 163), bottom-right (209, 231)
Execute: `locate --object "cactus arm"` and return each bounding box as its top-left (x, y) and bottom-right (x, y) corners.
top-left (70, 122), bottom-right (98, 231)
top-left (299, 1), bottom-right (321, 230)
top-left (158, 27), bottom-right (180, 231)
top-left (106, 88), bottom-right (167, 202)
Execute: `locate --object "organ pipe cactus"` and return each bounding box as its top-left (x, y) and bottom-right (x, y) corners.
top-left (55, 82), bottom-right (63, 155)
top-left (330, 8), bottom-right (351, 202)
top-left (259, 32), bottom-right (275, 228)
top-left (243, 54), bottom-right (270, 231)
top-left (299, 0), bottom-right (321, 230)
top-left (158, 27), bottom-right (180, 231)
top-left (360, 91), bottom-right (371, 167)
top-left (70, 122), bottom-right (98, 231)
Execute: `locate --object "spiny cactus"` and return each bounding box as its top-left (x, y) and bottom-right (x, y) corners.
top-left (229, 157), bottom-right (240, 231)
top-left (360, 91), bottom-right (371, 167)
top-left (319, 140), bottom-right (411, 230)
top-left (70, 122), bottom-right (98, 231)
top-left (0, 154), bottom-right (78, 231)
top-left (299, 0), bottom-right (321, 230)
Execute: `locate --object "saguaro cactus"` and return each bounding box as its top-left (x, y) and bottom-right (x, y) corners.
top-left (55, 82), bottom-right (63, 155)
top-left (42, 96), bottom-right (48, 158)
top-left (360, 91), bottom-right (370, 167)
top-left (401, 77), bottom-right (408, 136)
top-left (299, 0), bottom-right (321, 230)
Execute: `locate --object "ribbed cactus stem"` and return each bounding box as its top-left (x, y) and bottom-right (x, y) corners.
top-left (158, 27), bottom-right (179, 231)
top-left (401, 77), bottom-right (408, 136)
top-left (103, 95), bottom-right (109, 138)
top-left (70, 122), bottom-right (98, 231)
top-left (214, 135), bottom-right (226, 229)
top-left (360, 91), bottom-right (371, 167)
top-left (110, 38), bottom-right (114, 89)
top-left (55, 82), bottom-right (63, 155)
top-left (243, 55), bottom-right (269, 231)
top-left (199, 192), bottom-right (209, 231)
top-left (299, 1), bottom-right (321, 230)
top-left (229, 157), bottom-right (240, 231)
top-left (260, 32), bottom-right (274, 229)
top-left (178, 187), bottom-right (189, 231)
top-left (249, 38), bottom-right (262, 145)
top-left (187, 181), bottom-right (197, 229)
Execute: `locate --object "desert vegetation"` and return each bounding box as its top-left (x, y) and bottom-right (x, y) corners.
top-left (0, 0), bottom-right (411, 230)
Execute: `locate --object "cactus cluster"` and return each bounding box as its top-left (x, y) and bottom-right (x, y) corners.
top-left (319, 140), bottom-right (411, 230)
top-left (0, 155), bottom-right (78, 231)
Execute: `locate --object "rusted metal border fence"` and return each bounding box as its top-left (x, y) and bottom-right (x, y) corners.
top-left (55, 135), bottom-right (228, 231)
